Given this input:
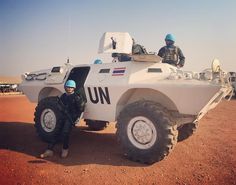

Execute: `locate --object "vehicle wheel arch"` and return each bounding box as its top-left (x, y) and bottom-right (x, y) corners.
top-left (38, 87), bottom-right (63, 102)
top-left (115, 88), bottom-right (178, 119)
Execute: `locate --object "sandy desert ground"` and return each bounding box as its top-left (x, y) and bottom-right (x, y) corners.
top-left (0, 95), bottom-right (235, 185)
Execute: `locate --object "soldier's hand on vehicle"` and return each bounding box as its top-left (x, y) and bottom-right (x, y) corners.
top-left (177, 64), bottom-right (183, 68)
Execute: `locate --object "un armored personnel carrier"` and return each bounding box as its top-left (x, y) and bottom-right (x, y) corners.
top-left (19, 32), bottom-right (232, 164)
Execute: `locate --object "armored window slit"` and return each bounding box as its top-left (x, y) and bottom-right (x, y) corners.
top-left (147, 68), bottom-right (162, 73)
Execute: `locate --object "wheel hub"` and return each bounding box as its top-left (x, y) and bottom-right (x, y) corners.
top-left (127, 116), bottom-right (157, 149)
top-left (40, 108), bottom-right (56, 132)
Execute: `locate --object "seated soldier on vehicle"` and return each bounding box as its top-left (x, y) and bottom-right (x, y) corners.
top-left (132, 38), bottom-right (148, 55)
top-left (112, 38), bottom-right (148, 62)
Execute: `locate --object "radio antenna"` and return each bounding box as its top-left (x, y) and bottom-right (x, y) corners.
top-left (66, 14), bottom-right (71, 63)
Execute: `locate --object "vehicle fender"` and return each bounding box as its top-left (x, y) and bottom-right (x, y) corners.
top-left (38, 87), bottom-right (63, 102)
top-left (115, 88), bottom-right (178, 119)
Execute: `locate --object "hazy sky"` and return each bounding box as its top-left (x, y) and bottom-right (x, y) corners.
top-left (1, 0), bottom-right (236, 76)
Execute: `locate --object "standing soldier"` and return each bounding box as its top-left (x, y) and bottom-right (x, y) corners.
top-left (158, 34), bottom-right (185, 68)
top-left (40, 80), bottom-right (86, 158)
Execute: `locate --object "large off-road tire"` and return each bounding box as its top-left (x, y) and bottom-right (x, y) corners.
top-left (116, 100), bottom-right (178, 164)
top-left (34, 97), bottom-right (64, 142)
top-left (85, 119), bottom-right (108, 131)
top-left (177, 122), bottom-right (198, 142)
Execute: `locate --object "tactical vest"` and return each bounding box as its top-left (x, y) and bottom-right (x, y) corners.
top-left (163, 46), bottom-right (178, 63)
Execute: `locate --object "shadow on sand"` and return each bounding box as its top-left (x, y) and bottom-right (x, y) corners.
top-left (0, 122), bottom-right (146, 167)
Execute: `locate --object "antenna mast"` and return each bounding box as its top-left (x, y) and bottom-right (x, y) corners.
top-left (66, 13), bottom-right (71, 64)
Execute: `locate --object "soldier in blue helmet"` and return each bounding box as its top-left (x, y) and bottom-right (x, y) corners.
top-left (94, 59), bottom-right (102, 64)
top-left (40, 80), bottom-right (86, 158)
top-left (158, 34), bottom-right (185, 68)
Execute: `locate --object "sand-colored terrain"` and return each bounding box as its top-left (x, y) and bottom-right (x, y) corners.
top-left (0, 95), bottom-right (235, 185)
top-left (0, 76), bottom-right (21, 84)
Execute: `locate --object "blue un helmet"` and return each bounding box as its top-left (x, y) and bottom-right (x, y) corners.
top-left (165, 34), bottom-right (176, 42)
top-left (65, 80), bottom-right (76, 88)
top-left (94, 59), bottom-right (102, 64)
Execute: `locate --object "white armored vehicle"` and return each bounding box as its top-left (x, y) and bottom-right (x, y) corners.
top-left (19, 32), bottom-right (232, 164)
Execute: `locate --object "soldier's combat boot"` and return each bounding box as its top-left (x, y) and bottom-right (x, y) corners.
top-left (61, 149), bottom-right (69, 158)
top-left (40, 149), bottom-right (54, 158)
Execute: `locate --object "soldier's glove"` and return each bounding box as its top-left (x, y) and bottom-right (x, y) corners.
top-left (177, 64), bottom-right (183, 68)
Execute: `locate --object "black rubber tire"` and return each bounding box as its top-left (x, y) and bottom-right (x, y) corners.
top-left (34, 97), bottom-right (64, 142)
top-left (177, 122), bottom-right (198, 142)
top-left (116, 100), bottom-right (178, 164)
top-left (85, 119), bottom-right (107, 131)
